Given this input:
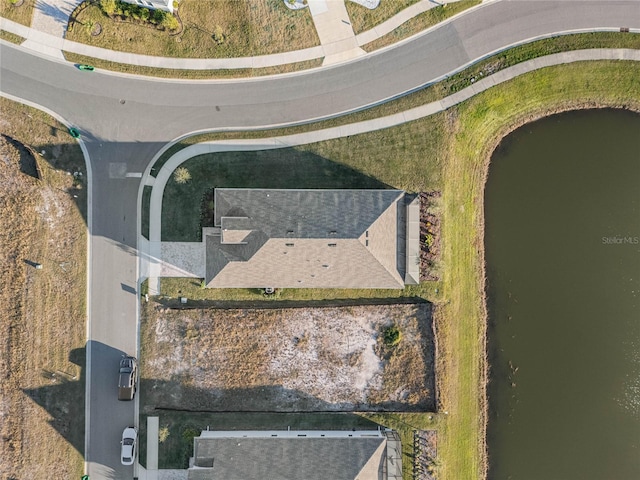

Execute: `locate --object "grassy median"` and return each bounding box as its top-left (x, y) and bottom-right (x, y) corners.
top-left (152, 61), bottom-right (640, 479)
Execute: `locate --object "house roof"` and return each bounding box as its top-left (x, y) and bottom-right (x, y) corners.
top-left (189, 431), bottom-right (387, 480)
top-left (206, 189), bottom-right (406, 288)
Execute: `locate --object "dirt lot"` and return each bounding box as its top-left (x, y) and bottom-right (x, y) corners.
top-left (0, 99), bottom-right (87, 479)
top-left (141, 302), bottom-right (435, 413)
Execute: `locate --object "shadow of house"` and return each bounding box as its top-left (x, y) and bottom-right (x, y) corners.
top-left (160, 147), bottom-right (393, 243)
top-left (21, 347), bottom-right (86, 456)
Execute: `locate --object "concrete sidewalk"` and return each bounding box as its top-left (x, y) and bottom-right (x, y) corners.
top-left (308, 0), bottom-right (365, 65)
top-left (1, 0), bottom-right (479, 69)
top-left (23, 0), bottom-right (81, 59)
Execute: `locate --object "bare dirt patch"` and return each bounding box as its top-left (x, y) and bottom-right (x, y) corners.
top-left (141, 303), bottom-right (435, 413)
top-left (0, 99), bottom-right (87, 479)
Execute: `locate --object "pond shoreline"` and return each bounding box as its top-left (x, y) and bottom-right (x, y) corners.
top-left (476, 101), bottom-right (640, 479)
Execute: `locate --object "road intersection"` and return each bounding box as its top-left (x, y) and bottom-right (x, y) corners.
top-left (1, 1), bottom-right (639, 478)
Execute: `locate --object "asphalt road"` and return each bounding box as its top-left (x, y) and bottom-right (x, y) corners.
top-left (1, 1), bottom-right (638, 478)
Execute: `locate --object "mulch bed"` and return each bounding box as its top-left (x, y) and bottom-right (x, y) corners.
top-left (419, 191), bottom-right (441, 281)
top-left (414, 429), bottom-right (438, 480)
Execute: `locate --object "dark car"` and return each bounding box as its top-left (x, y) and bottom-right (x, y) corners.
top-left (118, 355), bottom-right (137, 401)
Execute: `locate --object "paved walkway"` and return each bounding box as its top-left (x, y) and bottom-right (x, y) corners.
top-left (308, 0), bottom-right (365, 65)
top-left (23, 0), bottom-right (81, 58)
top-left (143, 48), bottom-right (640, 293)
top-left (1, 0), bottom-right (477, 69)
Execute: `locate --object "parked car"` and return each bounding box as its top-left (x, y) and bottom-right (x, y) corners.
top-left (118, 355), bottom-right (137, 401)
top-left (77, 64), bottom-right (94, 71)
top-left (120, 426), bottom-right (137, 466)
top-left (68, 127), bottom-right (80, 138)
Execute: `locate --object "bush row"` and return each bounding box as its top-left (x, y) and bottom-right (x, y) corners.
top-left (99, 0), bottom-right (179, 31)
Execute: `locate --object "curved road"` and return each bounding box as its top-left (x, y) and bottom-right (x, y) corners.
top-left (1, 1), bottom-right (638, 478)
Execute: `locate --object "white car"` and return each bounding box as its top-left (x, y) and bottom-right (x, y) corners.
top-left (120, 426), bottom-right (137, 466)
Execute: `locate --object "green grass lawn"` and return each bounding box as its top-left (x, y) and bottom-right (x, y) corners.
top-left (65, 0), bottom-right (319, 58)
top-left (0, 0), bottom-right (35, 26)
top-left (151, 61), bottom-right (640, 479)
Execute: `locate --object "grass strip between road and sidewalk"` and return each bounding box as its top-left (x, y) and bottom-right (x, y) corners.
top-left (360, 0), bottom-right (482, 52)
top-left (150, 61), bottom-right (640, 480)
top-left (63, 50), bottom-right (323, 79)
top-left (0, 29), bottom-right (25, 44)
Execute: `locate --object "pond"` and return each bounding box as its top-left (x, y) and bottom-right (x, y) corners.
top-left (485, 109), bottom-right (640, 479)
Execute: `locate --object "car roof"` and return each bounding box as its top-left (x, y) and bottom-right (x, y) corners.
top-left (120, 356), bottom-right (136, 368)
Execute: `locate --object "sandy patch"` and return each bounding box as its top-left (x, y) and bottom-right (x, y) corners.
top-left (141, 303), bottom-right (435, 412)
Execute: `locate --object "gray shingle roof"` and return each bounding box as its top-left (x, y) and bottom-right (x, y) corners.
top-left (206, 189), bottom-right (406, 288)
top-left (189, 436), bottom-right (386, 480)
top-left (215, 189), bottom-right (403, 239)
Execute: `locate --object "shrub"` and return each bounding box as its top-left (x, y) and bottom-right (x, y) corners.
top-left (173, 167), bottom-right (191, 184)
top-left (182, 427), bottom-right (199, 441)
top-left (382, 325), bottom-right (402, 347)
top-left (140, 7), bottom-right (150, 22)
top-left (424, 232), bottom-right (434, 249)
top-left (212, 25), bottom-right (225, 45)
top-left (153, 8), bottom-right (166, 23)
top-left (162, 13), bottom-right (179, 31)
top-left (158, 426), bottom-right (170, 443)
top-left (100, 0), bottom-right (117, 16)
